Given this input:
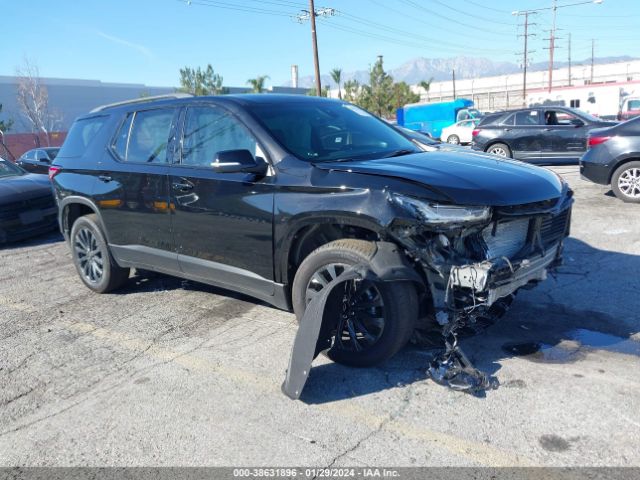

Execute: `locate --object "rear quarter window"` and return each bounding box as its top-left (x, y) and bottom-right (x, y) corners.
top-left (57, 116), bottom-right (108, 158)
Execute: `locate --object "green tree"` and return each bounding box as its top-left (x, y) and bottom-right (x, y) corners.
top-left (0, 104), bottom-right (13, 133)
top-left (359, 56), bottom-right (394, 117)
top-left (343, 79), bottom-right (360, 103)
top-left (247, 75), bottom-right (270, 93)
top-left (418, 77), bottom-right (434, 101)
top-left (391, 82), bottom-right (420, 110)
top-left (330, 68), bottom-right (342, 100)
top-left (306, 85), bottom-right (330, 97)
top-left (178, 64), bottom-right (225, 96)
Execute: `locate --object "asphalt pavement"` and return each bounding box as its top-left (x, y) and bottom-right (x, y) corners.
top-left (0, 166), bottom-right (638, 467)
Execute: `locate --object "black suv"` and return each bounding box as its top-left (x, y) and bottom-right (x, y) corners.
top-left (51, 94), bottom-right (572, 367)
top-left (472, 106), bottom-right (615, 164)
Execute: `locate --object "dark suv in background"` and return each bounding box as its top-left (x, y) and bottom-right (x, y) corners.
top-left (472, 106), bottom-right (615, 164)
top-left (51, 94), bottom-right (572, 367)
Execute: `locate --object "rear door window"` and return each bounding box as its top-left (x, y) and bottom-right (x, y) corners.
top-left (112, 108), bottom-right (176, 164)
top-left (514, 110), bottom-right (541, 126)
top-left (500, 114), bottom-right (515, 126)
top-left (58, 116), bottom-right (108, 158)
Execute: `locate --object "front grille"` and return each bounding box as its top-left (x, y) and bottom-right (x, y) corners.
top-left (541, 208), bottom-right (570, 247)
top-left (0, 195), bottom-right (55, 221)
top-left (482, 218), bottom-right (529, 259)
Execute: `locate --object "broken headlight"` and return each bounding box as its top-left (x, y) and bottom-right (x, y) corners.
top-left (392, 194), bottom-right (491, 226)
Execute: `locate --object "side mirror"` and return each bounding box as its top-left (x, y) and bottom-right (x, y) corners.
top-left (211, 149), bottom-right (268, 175)
top-left (36, 153), bottom-right (50, 163)
top-left (570, 118), bottom-right (585, 127)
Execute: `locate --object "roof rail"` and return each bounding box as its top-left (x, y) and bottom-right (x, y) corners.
top-left (90, 93), bottom-right (194, 113)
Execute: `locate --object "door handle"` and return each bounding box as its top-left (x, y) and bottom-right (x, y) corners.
top-left (98, 175), bottom-right (113, 182)
top-left (504, 128), bottom-right (512, 132)
top-left (543, 128), bottom-right (553, 131)
top-left (172, 182), bottom-right (194, 192)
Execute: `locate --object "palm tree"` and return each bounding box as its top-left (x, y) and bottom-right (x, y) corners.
top-left (330, 68), bottom-right (342, 99)
top-left (418, 77), bottom-right (433, 102)
top-left (247, 75), bottom-right (270, 93)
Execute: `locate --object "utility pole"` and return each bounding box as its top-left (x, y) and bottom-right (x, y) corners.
top-left (568, 33), bottom-right (572, 86)
top-left (513, 0), bottom-right (602, 94)
top-left (514, 11), bottom-right (536, 107)
top-left (452, 69), bottom-right (456, 99)
top-left (294, 4), bottom-right (336, 96)
top-left (309, 0), bottom-right (321, 95)
top-left (548, 0), bottom-right (557, 92)
top-left (591, 38), bottom-right (595, 83)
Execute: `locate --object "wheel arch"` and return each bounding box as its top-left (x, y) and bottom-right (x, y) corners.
top-left (608, 156), bottom-right (640, 184)
top-left (484, 139), bottom-right (511, 154)
top-left (59, 196), bottom-right (106, 242)
top-left (278, 214), bottom-right (387, 287)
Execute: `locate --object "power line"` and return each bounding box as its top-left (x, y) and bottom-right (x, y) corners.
top-left (179, 0), bottom-right (295, 17)
top-left (397, 0), bottom-right (515, 37)
top-left (319, 17), bottom-right (511, 56)
top-left (337, 11), bottom-right (511, 53)
top-left (460, 0), bottom-right (515, 14)
top-left (429, 0), bottom-right (516, 26)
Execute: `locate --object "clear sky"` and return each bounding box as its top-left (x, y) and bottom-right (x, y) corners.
top-left (2, 0), bottom-right (639, 88)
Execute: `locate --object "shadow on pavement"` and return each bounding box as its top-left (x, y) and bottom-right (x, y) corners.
top-left (0, 229), bottom-right (63, 250)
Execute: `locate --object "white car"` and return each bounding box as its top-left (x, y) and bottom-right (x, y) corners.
top-left (440, 119), bottom-right (478, 145)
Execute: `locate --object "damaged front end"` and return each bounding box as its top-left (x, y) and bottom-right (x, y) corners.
top-left (389, 191), bottom-right (572, 325)
top-left (388, 189), bottom-right (573, 393)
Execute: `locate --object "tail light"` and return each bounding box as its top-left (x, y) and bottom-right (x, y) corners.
top-left (587, 136), bottom-right (611, 149)
top-left (48, 166), bottom-right (61, 180)
top-left (472, 128), bottom-right (481, 137)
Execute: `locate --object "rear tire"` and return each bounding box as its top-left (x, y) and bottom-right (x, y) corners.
top-left (611, 161), bottom-right (640, 203)
top-left (292, 239), bottom-right (418, 367)
top-left (487, 142), bottom-right (512, 158)
top-left (70, 214), bottom-right (130, 293)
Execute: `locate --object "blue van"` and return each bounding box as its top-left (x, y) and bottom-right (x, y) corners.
top-left (397, 99), bottom-right (482, 139)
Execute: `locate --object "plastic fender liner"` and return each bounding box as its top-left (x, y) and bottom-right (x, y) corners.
top-left (282, 241), bottom-right (424, 400)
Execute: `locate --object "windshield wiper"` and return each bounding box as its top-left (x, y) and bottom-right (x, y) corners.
top-left (382, 149), bottom-right (418, 158)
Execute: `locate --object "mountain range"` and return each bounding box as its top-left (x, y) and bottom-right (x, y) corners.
top-left (293, 55), bottom-right (637, 88)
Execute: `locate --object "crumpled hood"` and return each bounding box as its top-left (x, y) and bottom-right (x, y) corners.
top-left (315, 151), bottom-right (565, 206)
top-left (0, 174), bottom-right (53, 204)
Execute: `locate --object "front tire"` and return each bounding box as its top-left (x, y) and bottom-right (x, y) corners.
top-left (487, 142), bottom-right (512, 158)
top-left (70, 214), bottom-right (130, 293)
top-left (447, 134), bottom-right (460, 145)
top-left (292, 239), bottom-right (418, 367)
top-left (611, 161), bottom-right (640, 203)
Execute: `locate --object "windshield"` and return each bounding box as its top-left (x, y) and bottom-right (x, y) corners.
top-left (468, 108), bottom-right (482, 118)
top-left (0, 159), bottom-right (25, 178)
top-left (247, 102), bottom-right (419, 162)
top-left (627, 100), bottom-right (640, 111)
top-left (397, 126), bottom-right (439, 145)
top-left (573, 109), bottom-right (602, 123)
